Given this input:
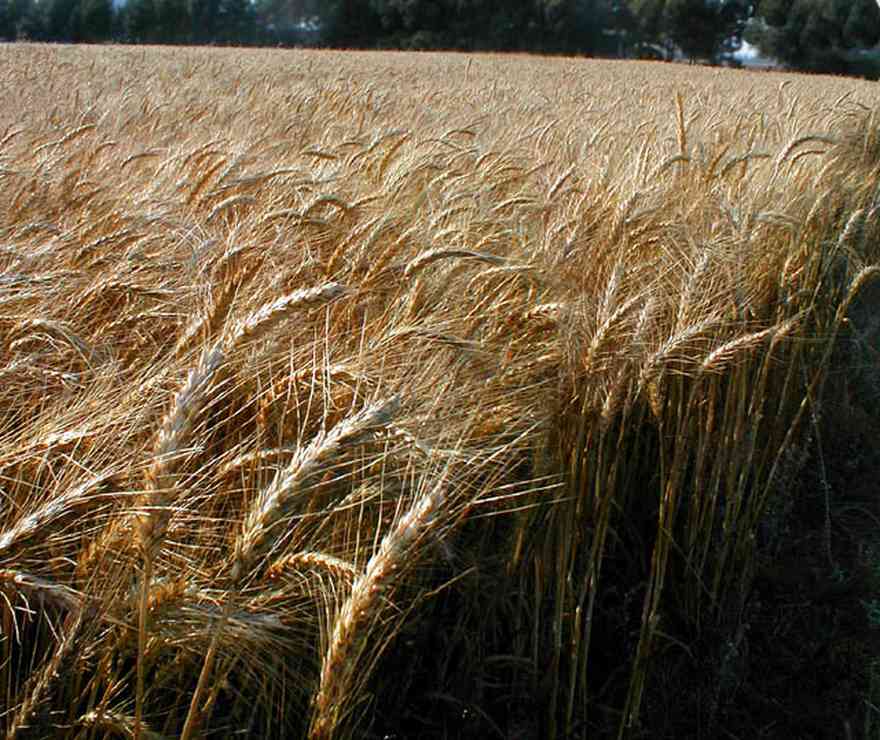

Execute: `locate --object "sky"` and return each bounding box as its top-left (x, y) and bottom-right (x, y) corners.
top-left (733, 40), bottom-right (778, 68)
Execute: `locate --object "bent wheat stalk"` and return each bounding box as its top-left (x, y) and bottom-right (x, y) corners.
top-left (136, 344), bottom-right (226, 738)
top-left (139, 282), bottom-right (346, 736)
top-left (309, 470), bottom-right (450, 740)
top-left (232, 395), bottom-right (400, 582)
top-left (224, 282), bottom-right (346, 349)
top-left (403, 248), bottom-right (507, 279)
top-left (180, 396), bottom-right (399, 740)
top-left (0, 471), bottom-right (113, 559)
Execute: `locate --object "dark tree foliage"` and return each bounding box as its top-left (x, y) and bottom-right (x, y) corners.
top-left (17, 0), bottom-right (48, 39)
top-left (123, 0), bottom-right (156, 41)
top-left (844, 0), bottom-right (880, 48)
top-left (190, 0), bottom-right (220, 42)
top-left (661, 0), bottom-right (751, 62)
top-left (664, 0), bottom-right (719, 60)
top-left (543, 0), bottom-right (618, 55)
top-left (749, 0), bottom-right (880, 76)
top-left (215, 0), bottom-right (256, 44)
top-left (628, 0), bottom-right (670, 57)
top-left (79, 0), bottom-right (112, 41)
top-left (317, 0), bottom-right (635, 55)
top-left (155, 0), bottom-right (191, 43)
top-left (624, 0), bottom-right (751, 61)
top-left (0, 0), bottom-right (12, 39)
top-left (322, 0), bottom-right (383, 48)
top-left (46, 0), bottom-right (81, 40)
top-left (16, 0), bottom-right (879, 81)
top-left (254, 0), bottom-right (320, 44)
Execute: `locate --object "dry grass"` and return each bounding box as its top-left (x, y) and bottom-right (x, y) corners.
top-left (2, 43), bottom-right (880, 738)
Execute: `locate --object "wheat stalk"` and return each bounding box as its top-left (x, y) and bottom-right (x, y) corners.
top-left (0, 472), bottom-right (112, 559)
top-left (135, 344), bottom-right (226, 736)
top-left (5, 608), bottom-right (85, 739)
top-left (309, 471), bottom-right (451, 740)
top-left (0, 568), bottom-right (83, 615)
top-left (178, 396), bottom-right (399, 739)
top-left (232, 396), bottom-right (400, 583)
top-left (224, 282), bottom-right (347, 349)
top-left (173, 280), bottom-right (239, 359)
top-left (268, 551), bottom-right (357, 584)
top-left (77, 709), bottom-right (168, 740)
top-left (403, 248), bottom-right (507, 279)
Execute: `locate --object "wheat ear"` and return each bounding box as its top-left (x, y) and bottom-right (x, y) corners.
top-left (176, 285), bottom-right (351, 740)
top-left (0, 471), bottom-right (112, 559)
top-left (232, 396), bottom-right (400, 583)
top-left (173, 280), bottom-right (239, 359)
top-left (140, 274), bottom-right (333, 640)
top-left (9, 318), bottom-right (94, 366)
top-left (77, 709), bottom-right (168, 740)
top-left (136, 344), bottom-right (226, 738)
top-left (637, 318), bottom-right (719, 417)
top-left (699, 323), bottom-right (796, 376)
top-left (267, 551), bottom-right (357, 584)
top-left (181, 397), bottom-right (398, 740)
top-left (139, 345), bottom-right (226, 559)
top-left (224, 282), bottom-right (346, 349)
top-left (309, 473), bottom-right (449, 740)
top-left (403, 248), bottom-right (507, 279)
top-left (0, 568), bottom-right (83, 616)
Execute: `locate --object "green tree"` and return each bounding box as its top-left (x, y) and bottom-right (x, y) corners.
top-left (628, 0), bottom-right (671, 56)
top-left (317, 0), bottom-right (545, 52)
top-left (124, 0), bottom-right (157, 41)
top-left (17, 0), bottom-right (47, 38)
top-left (153, 0), bottom-right (191, 42)
top-left (749, 0), bottom-right (880, 75)
top-left (663, 0), bottom-right (751, 62)
top-left (254, 0), bottom-right (319, 40)
top-left (216, 0), bottom-right (256, 43)
top-left (78, 0), bottom-right (112, 41)
top-left (664, 0), bottom-right (717, 59)
top-left (843, 0), bottom-right (880, 49)
top-left (0, 0), bottom-right (12, 39)
top-left (322, 0), bottom-right (383, 47)
top-left (486, 0), bottom-right (539, 51)
top-left (9, 0), bottom-right (40, 36)
top-left (46, 0), bottom-right (80, 40)
top-left (190, 0), bottom-right (219, 42)
top-left (542, 0), bottom-right (619, 55)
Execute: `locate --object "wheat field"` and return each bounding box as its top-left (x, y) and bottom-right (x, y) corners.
top-left (2, 43), bottom-right (880, 738)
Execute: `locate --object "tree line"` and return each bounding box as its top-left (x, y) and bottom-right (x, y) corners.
top-left (2, 0), bottom-right (880, 78)
top-left (0, 0), bottom-right (258, 44)
top-left (746, 0), bottom-right (880, 76)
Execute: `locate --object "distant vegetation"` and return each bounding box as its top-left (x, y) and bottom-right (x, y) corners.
top-left (746, 0), bottom-right (880, 77)
top-left (3, 43), bottom-right (880, 738)
top-left (4, 0), bottom-right (880, 77)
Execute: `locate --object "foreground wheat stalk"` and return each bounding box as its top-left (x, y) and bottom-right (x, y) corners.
top-left (309, 470), bottom-right (452, 740)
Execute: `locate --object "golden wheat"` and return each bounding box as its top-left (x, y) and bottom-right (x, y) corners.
top-left (1, 42), bottom-right (879, 738)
